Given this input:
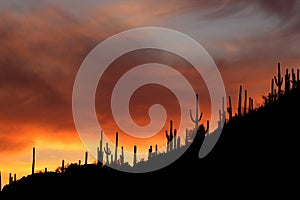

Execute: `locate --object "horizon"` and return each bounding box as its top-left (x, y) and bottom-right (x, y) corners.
top-left (1, 0), bottom-right (300, 189)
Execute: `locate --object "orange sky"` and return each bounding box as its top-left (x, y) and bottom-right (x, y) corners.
top-left (1, 0), bottom-right (300, 189)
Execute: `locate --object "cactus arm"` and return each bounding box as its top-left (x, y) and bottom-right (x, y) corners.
top-left (205, 120), bottom-right (210, 133)
top-left (190, 109), bottom-right (196, 123)
top-left (166, 130), bottom-right (170, 141)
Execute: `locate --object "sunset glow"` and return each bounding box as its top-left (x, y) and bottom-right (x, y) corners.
top-left (1, 0), bottom-right (300, 188)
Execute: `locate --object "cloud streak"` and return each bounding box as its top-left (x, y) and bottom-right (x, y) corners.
top-left (0, 0), bottom-right (300, 186)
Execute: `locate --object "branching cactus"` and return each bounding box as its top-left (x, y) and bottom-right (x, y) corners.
top-left (198, 120), bottom-right (210, 137)
top-left (190, 94), bottom-right (203, 132)
top-left (104, 142), bottom-right (111, 165)
top-left (274, 62), bottom-right (283, 96)
top-left (166, 120), bottom-right (177, 152)
top-left (97, 130), bottom-right (103, 164)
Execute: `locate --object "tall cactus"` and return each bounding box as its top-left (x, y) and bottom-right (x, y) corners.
top-left (61, 159), bottom-right (65, 172)
top-left (274, 62), bottom-right (283, 96)
top-left (227, 96), bottom-right (233, 121)
top-left (32, 147), bottom-right (35, 175)
top-left (238, 85), bottom-right (242, 117)
top-left (85, 151), bottom-right (88, 165)
top-left (104, 142), bottom-right (111, 165)
top-left (166, 120), bottom-right (177, 152)
top-left (120, 146), bottom-right (124, 165)
top-left (148, 145), bottom-right (152, 160)
top-left (155, 144), bottom-right (158, 156)
top-left (190, 94), bottom-right (203, 131)
top-left (244, 89), bottom-right (247, 115)
top-left (97, 130), bottom-right (103, 164)
top-left (270, 78), bottom-right (274, 102)
top-left (291, 68), bottom-right (297, 90)
top-left (221, 96), bottom-right (226, 124)
top-left (133, 145), bottom-right (137, 166)
top-left (110, 154), bottom-right (113, 165)
top-left (284, 68), bottom-right (290, 95)
top-left (114, 132), bottom-right (118, 164)
top-left (248, 97), bottom-right (254, 112)
top-left (177, 136), bottom-right (181, 149)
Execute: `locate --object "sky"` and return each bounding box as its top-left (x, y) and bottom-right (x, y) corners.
top-left (1, 0), bottom-right (300, 188)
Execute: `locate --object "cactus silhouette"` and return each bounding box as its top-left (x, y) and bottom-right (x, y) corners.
top-left (238, 85), bottom-right (242, 117)
top-left (61, 159), bottom-right (65, 172)
top-left (104, 142), bottom-right (111, 165)
top-left (97, 130), bottom-right (103, 164)
top-left (201, 120), bottom-right (210, 136)
top-left (248, 97), bottom-right (254, 111)
top-left (0, 171), bottom-right (2, 192)
top-left (114, 132), bottom-right (118, 164)
top-left (177, 136), bottom-right (181, 149)
top-left (110, 154), bottom-right (113, 165)
top-left (155, 144), bottom-right (158, 156)
top-left (120, 146), bottom-right (124, 165)
top-left (133, 145), bottom-right (137, 166)
top-left (190, 94), bottom-right (203, 132)
top-left (148, 145), bottom-right (152, 160)
top-left (285, 68), bottom-right (290, 95)
top-left (291, 68), bottom-right (297, 90)
top-left (85, 151), bottom-right (88, 165)
top-left (269, 78), bottom-right (275, 102)
top-left (244, 89), bottom-right (247, 115)
top-left (227, 96), bottom-right (233, 121)
top-left (166, 120), bottom-right (177, 152)
top-left (274, 62), bottom-right (283, 96)
top-left (32, 147), bottom-right (35, 175)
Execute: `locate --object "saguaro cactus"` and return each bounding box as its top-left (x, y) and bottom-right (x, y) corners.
top-left (85, 151), bottom-right (88, 165)
top-left (97, 130), bottom-right (103, 164)
top-left (133, 145), bottom-right (137, 166)
top-left (61, 159), bottom-right (65, 172)
top-left (104, 142), bottom-right (111, 165)
top-left (190, 94), bottom-right (203, 131)
top-left (166, 120), bottom-right (177, 152)
top-left (244, 89), bottom-right (247, 115)
top-left (248, 97), bottom-right (252, 111)
top-left (32, 147), bottom-right (35, 175)
top-left (148, 145), bottom-right (152, 160)
top-left (291, 68), bottom-right (297, 90)
top-left (274, 62), bottom-right (283, 96)
top-left (238, 85), bottom-right (242, 117)
top-left (0, 171), bottom-right (2, 192)
top-left (284, 68), bottom-right (290, 95)
top-left (227, 96), bottom-right (233, 121)
top-left (110, 154), bottom-right (113, 164)
top-left (269, 78), bottom-right (275, 102)
top-left (177, 136), bottom-right (181, 149)
top-left (120, 146), bottom-right (124, 165)
top-left (114, 132), bottom-right (118, 164)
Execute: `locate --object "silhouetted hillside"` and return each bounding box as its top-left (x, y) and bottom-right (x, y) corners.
top-left (1, 64), bottom-right (299, 197)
